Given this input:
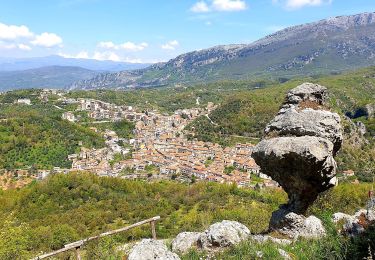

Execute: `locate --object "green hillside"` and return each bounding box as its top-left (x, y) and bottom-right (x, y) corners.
top-left (186, 67), bottom-right (375, 180)
top-left (0, 91), bottom-right (104, 169)
top-left (0, 172), bottom-right (372, 259)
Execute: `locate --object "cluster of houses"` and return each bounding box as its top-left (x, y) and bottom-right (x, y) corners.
top-left (66, 98), bottom-right (279, 188)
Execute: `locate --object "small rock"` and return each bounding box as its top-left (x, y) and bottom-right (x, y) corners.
top-left (278, 248), bottom-right (292, 260)
top-left (256, 251), bottom-right (264, 258)
top-left (356, 121), bottom-right (367, 135)
top-left (128, 239), bottom-right (180, 260)
top-left (171, 232), bottom-right (202, 254)
top-left (332, 212), bottom-right (354, 223)
top-left (251, 235), bottom-right (292, 246)
top-left (199, 220), bottom-right (251, 250)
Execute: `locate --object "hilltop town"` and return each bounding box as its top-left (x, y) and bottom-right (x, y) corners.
top-left (0, 89), bottom-right (281, 190)
top-left (65, 94), bottom-right (274, 188)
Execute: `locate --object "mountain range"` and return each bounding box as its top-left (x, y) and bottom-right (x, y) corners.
top-left (0, 66), bottom-right (101, 91)
top-left (0, 56), bottom-right (150, 91)
top-left (70, 12), bottom-right (375, 90)
top-left (0, 55), bottom-right (149, 72)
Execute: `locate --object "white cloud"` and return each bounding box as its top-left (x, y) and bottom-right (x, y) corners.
top-left (31, 32), bottom-right (63, 47)
top-left (161, 40), bottom-right (179, 50)
top-left (93, 51), bottom-right (121, 61)
top-left (98, 41), bottom-right (116, 49)
top-left (190, 0), bottom-right (247, 13)
top-left (190, 1), bottom-right (211, 13)
top-left (59, 51), bottom-right (89, 59)
top-left (17, 44), bottom-right (32, 51)
top-left (273, 0), bottom-right (332, 9)
top-left (98, 41), bottom-right (148, 51)
top-left (0, 42), bottom-right (31, 51)
top-left (0, 23), bottom-right (33, 40)
top-left (212, 0), bottom-right (247, 11)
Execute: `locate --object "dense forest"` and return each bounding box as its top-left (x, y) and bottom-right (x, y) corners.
top-left (0, 172), bottom-right (372, 259)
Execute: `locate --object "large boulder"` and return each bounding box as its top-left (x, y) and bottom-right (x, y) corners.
top-left (253, 136), bottom-right (337, 213)
top-left (269, 208), bottom-right (326, 239)
top-left (252, 83), bottom-right (342, 237)
top-left (128, 239), bottom-right (180, 260)
top-left (198, 220), bottom-right (251, 250)
top-left (171, 232), bottom-right (202, 254)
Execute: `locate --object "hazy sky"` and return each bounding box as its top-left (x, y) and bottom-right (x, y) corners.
top-left (1, 0), bottom-right (375, 63)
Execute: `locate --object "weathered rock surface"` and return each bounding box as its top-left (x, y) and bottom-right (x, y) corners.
top-left (198, 220), bottom-right (251, 250)
top-left (252, 83), bottom-right (342, 238)
top-left (253, 136), bottom-right (337, 213)
top-left (269, 208), bottom-right (326, 239)
top-left (286, 83), bottom-right (328, 105)
top-left (265, 108), bottom-right (343, 153)
top-left (128, 239), bottom-right (180, 260)
top-left (171, 232), bottom-right (202, 254)
top-left (334, 209), bottom-right (375, 237)
top-left (251, 235), bottom-right (292, 245)
top-left (332, 212), bottom-right (354, 224)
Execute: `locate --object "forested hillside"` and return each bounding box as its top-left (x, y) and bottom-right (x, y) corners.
top-left (0, 90), bottom-right (104, 169)
top-left (0, 172), bottom-right (372, 259)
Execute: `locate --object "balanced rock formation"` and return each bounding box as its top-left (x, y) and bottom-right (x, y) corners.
top-left (128, 239), bottom-right (180, 260)
top-left (252, 83), bottom-right (343, 238)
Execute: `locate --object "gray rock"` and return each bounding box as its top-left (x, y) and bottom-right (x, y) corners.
top-left (128, 239), bottom-right (180, 260)
top-left (286, 83), bottom-right (328, 105)
top-left (253, 136), bottom-right (337, 213)
top-left (333, 209), bottom-right (375, 237)
top-left (199, 220), bottom-right (251, 250)
top-left (356, 121), bottom-right (367, 135)
top-left (171, 232), bottom-right (202, 254)
top-left (256, 251), bottom-right (264, 258)
top-left (365, 103), bottom-right (375, 119)
top-left (278, 248), bottom-right (292, 260)
top-left (265, 108), bottom-right (343, 153)
top-left (251, 235), bottom-right (292, 245)
top-left (253, 83), bottom-right (342, 240)
top-left (332, 212), bottom-right (354, 223)
top-left (269, 208), bottom-right (326, 239)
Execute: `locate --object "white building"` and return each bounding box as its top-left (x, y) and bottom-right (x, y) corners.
top-left (62, 111), bottom-right (76, 122)
top-left (17, 98), bottom-right (31, 105)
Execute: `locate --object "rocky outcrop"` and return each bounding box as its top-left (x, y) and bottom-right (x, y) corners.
top-left (252, 83), bottom-right (343, 238)
top-left (333, 209), bottom-right (375, 237)
top-left (171, 232), bottom-right (202, 254)
top-left (128, 239), bottom-right (180, 260)
top-left (198, 220), bottom-right (251, 250)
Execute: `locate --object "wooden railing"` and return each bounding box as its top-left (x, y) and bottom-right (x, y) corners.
top-left (31, 216), bottom-right (160, 260)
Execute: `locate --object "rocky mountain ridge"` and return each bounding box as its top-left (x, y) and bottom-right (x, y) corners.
top-left (70, 12), bottom-right (375, 90)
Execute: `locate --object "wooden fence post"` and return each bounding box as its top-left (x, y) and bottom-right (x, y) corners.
top-left (150, 220), bottom-right (156, 239)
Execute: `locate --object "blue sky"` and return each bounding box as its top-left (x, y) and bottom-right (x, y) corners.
top-left (1, 0), bottom-right (375, 63)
